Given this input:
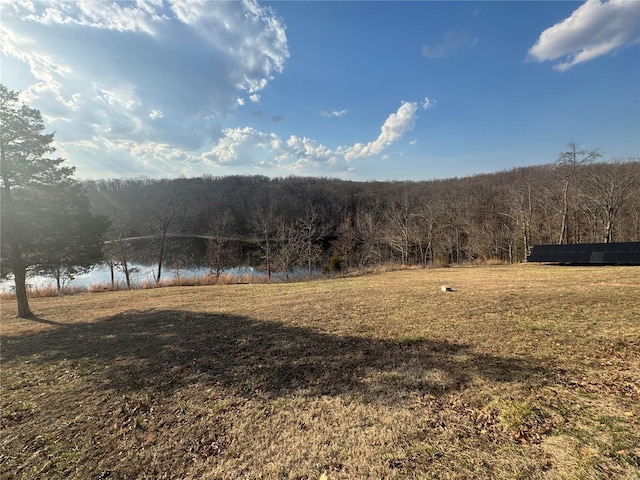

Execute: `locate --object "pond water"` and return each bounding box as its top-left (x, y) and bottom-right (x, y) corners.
top-left (0, 264), bottom-right (264, 293)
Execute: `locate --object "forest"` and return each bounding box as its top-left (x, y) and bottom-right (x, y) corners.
top-left (83, 150), bottom-right (640, 283)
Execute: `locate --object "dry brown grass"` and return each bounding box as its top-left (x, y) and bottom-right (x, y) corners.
top-left (0, 283), bottom-right (90, 300)
top-left (1, 264), bottom-right (639, 479)
top-left (1, 272), bottom-right (272, 300)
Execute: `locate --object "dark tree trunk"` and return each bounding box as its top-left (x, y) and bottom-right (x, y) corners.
top-left (13, 259), bottom-right (33, 318)
top-left (108, 261), bottom-right (115, 288)
top-left (123, 259), bottom-right (131, 288)
top-left (156, 232), bottom-right (167, 285)
top-left (55, 266), bottom-right (62, 292)
top-left (265, 238), bottom-right (272, 280)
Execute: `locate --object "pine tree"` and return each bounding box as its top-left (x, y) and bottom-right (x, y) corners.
top-left (1, 84), bottom-right (108, 317)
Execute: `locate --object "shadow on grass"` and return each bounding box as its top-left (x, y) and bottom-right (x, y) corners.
top-left (4, 310), bottom-right (549, 401)
top-left (27, 316), bottom-right (65, 326)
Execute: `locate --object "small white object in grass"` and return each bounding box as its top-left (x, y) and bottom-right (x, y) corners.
top-left (441, 285), bottom-right (453, 292)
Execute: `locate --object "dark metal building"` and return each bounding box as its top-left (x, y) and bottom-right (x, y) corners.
top-left (527, 242), bottom-right (640, 265)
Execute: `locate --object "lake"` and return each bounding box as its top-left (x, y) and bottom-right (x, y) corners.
top-left (0, 264), bottom-right (264, 293)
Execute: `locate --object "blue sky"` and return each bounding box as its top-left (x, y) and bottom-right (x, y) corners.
top-left (1, 0), bottom-right (639, 181)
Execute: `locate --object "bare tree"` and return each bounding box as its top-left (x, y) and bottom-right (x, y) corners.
top-left (334, 214), bottom-right (358, 270)
top-left (435, 197), bottom-right (470, 264)
top-left (582, 159), bottom-right (639, 243)
top-left (103, 211), bottom-right (137, 289)
top-left (206, 209), bottom-right (239, 280)
top-left (252, 207), bottom-right (280, 280)
top-left (383, 196), bottom-right (415, 266)
top-left (555, 142), bottom-right (601, 244)
top-left (144, 192), bottom-right (185, 285)
top-left (273, 219), bottom-right (301, 278)
top-left (411, 202), bottom-right (437, 266)
top-left (104, 233), bottom-right (138, 289)
top-left (505, 167), bottom-right (545, 260)
top-left (354, 210), bottom-right (385, 269)
top-left (295, 207), bottom-right (325, 276)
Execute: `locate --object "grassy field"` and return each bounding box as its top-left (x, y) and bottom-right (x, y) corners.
top-left (1, 264), bottom-right (639, 479)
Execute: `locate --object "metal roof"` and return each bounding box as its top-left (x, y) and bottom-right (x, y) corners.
top-left (526, 242), bottom-right (640, 265)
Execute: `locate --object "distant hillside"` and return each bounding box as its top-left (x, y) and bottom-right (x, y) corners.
top-left (84, 158), bottom-right (640, 272)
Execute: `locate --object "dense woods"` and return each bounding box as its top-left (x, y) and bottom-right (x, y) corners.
top-left (84, 155), bottom-right (640, 276)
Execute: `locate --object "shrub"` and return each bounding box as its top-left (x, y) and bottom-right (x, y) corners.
top-left (323, 252), bottom-right (343, 275)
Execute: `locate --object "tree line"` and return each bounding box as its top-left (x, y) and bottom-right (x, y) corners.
top-left (2, 82), bottom-right (639, 318)
top-left (83, 150), bottom-right (640, 279)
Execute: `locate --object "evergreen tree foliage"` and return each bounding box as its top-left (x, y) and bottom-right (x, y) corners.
top-left (1, 84), bottom-right (108, 317)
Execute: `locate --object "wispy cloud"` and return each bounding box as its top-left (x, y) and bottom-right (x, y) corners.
top-left (321, 109), bottom-right (348, 118)
top-left (422, 30), bottom-right (478, 58)
top-left (528, 0), bottom-right (640, 71)
top-left (421, 97), bottom-right (435, 110)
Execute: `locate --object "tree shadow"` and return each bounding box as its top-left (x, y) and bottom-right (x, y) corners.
top-left (3, 310), bottom-right (550, 401)
top-left (25, 315), bottom-right (65, 326)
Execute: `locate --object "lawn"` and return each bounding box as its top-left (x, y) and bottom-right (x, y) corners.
top-left (1, 265), bottom-right (639, 479)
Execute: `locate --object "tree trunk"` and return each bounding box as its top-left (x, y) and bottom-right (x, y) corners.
top-left (109, 262), bottom-right (115, 288)
top-left (521, 221), bottom-right (529, 260)
top-left (55, 266), bottom-right (62, 292)
top-left (123, 260), bottom-right (131, 288)
top-left (266, 238), bottom-right (271, 280)
top-left (156, 251), bottom-right (164, 284)
top-left (156, 228), bottom-right (168, 285)
top-left (604, 214), bottom-right (613, 243)
top-left (3, 179), bottom-right (33, 317)
top-left (13, 260), bottom-right (33, 318)
top-left (558, 182), bottom-right (569, 245)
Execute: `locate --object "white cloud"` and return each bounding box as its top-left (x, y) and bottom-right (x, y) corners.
top-left (57, 136), bottom-right (199, 178)
top-left (201, 127), bottom-right (337, 169)
top-left (422, 30), bottom-right (477, 58)
top-left (322, 109), bottom-right (348, 118)
top-left (0, 0), bottom-right (288, 175)
top-left (202, 101), bottom-right (422, 172)
top-left (528, 0), bottom-right (640, 71)
top-left (202, 127), bottom-right (271, 165)
top-left (342, 101), bottom-right (418, 161)
top-left (286, 135), bottom-right (334, 159)
top-left (1, 0), bottom-right (435, 179)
